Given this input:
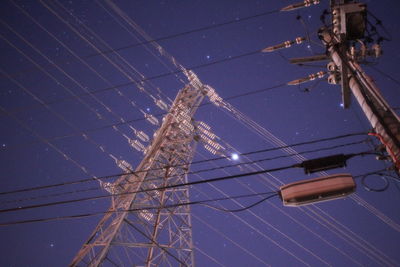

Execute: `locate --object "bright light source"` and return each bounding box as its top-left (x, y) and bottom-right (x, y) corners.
top-left (231, 153), bottom-right (239, 160)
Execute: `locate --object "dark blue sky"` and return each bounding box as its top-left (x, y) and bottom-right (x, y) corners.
top-left (0, 0), bottom-right (399, 266)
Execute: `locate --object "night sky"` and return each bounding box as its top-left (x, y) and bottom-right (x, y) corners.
top-left (0, 0), bottom-right (399, 266)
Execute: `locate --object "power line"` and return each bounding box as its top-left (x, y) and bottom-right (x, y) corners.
top-left (0, 151), bottom-right (373, 214)
top-left (369, 65), bottom-right (400, 90)
top-left (0, 133), bottom-right (367, 196)
top-left (0, 8), bottom-right (279, 81)
top-left (86, 9), bottom-right (280, 58)
top-left (2, 48), bottom-right (264, 117)
top-left (366, 10), bottom-right (393, 41)
top-left (0, 191), bottom-right (279, 227)
top-left (3, 136), bottom-right (369, 199)
top-left (0, 163), bottom-right (298, 214)
top-left (1, 139), bottom-right (369, 205)
top-left (239, 133), bottom-right (366, 156)
top-left (0, 6), bottom-right (278, 117)
top-left (203, 193), bottom-right (279, 213)
top-left (0, 168), bottom-right (388, 227)
top-left (0, 160), bottom-right (291, 213)
top-left (1, 82), bottom-right (289, 151)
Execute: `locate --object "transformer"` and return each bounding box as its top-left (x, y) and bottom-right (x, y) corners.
top-left (333, 2), bottom-right (367, 41)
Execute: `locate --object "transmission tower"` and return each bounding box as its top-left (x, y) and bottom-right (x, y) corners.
top-left (70, 70), bottom-right (208, 266)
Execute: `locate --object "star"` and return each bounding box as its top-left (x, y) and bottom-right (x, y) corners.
top-left (206, 55), bottom-right (211, 60)
top-left (50, 243), bottom-right (54, 248)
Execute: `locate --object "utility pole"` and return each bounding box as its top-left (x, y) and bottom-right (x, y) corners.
top-left (322, 0), bottom-right (400, 172)
top-left (70, 70), bottom-right (208, 266)
top-left (268, 0), bottom-right (400, 173)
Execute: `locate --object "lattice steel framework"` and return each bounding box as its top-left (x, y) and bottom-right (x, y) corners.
top-left (71, 75), bottom-right (207, 266)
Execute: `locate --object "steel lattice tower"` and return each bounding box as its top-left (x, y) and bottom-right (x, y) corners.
top-left (71, 72), bottom-right (207, 266)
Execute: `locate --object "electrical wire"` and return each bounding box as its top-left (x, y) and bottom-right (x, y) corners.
top-left (1, 47), bottom-right (264, 118)
top-left (361, 174), bottom-right (389, 192)
top-left (86, 9), bottom-right (280, 58)
top-left (0, 191), bottom-right (278, 226)
top-left (3, 139), bottom-right (368, 202)
top-left (0, 7), bottom-right (280, 80)
top-left (0, 168), bottom-right (388, 227)
top-left (360, 170), bottom-right (400, 193)
top-left (1, 139), bottom-right (369, 205)
top-left (366, 10), bottom-right (393, 42)
top-left (0, 163), bottom-right (296, 214)
top-left (0, 151), bottom-right (374, 214)
top-left (368, 132), bottom-right (400, 168)
top-left (350, 193), bottom-right (400, 233)
top-left (301, 195), bottom-right (396, 266)
top-left (0, 133), bottom-right (367, 196)
top-left (1, 82), bottom-right (289, 151)
top-left (192, 213), bottom-right (268, 266)
top-left (369, 65), bottom-right (400, 90)
top-left (202, 193), bottom-right (279, 213)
